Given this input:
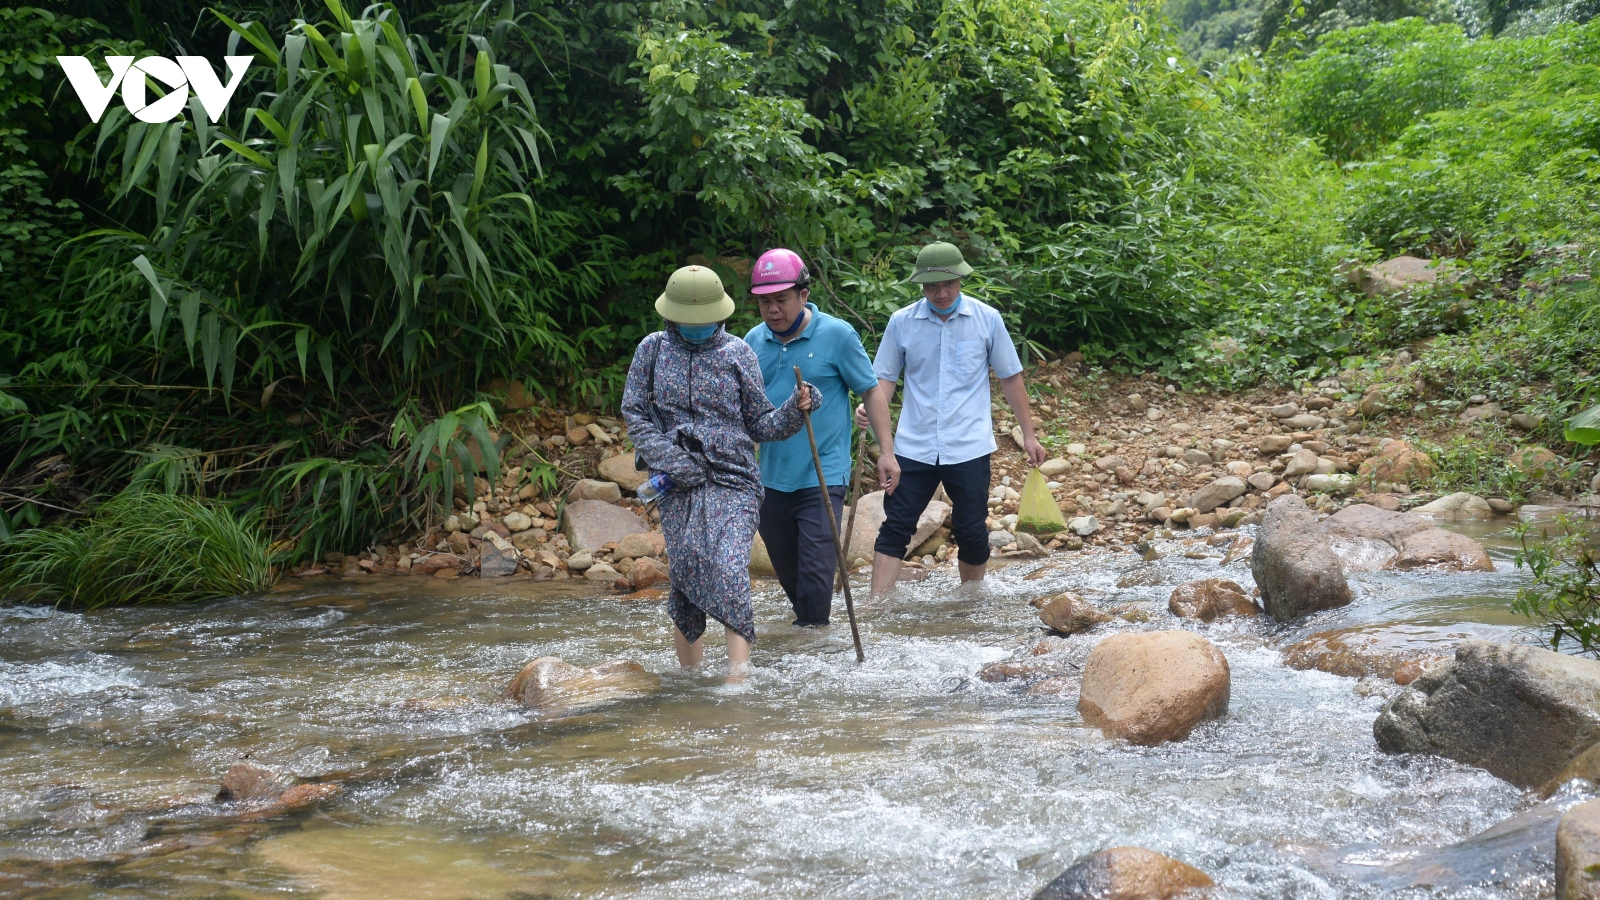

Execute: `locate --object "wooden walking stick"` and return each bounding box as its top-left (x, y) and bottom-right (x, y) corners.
top-left (836, 425), bottom-right (868, 594)
top-left (794, 366), bottom-right (866, 662)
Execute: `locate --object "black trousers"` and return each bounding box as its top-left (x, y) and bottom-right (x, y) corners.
top-left (759, 485), bottom-right (847, 625)
top-left (875, 453), bottom-right (992, 566)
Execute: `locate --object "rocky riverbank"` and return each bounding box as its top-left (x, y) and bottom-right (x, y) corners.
top-left (288, 350), bottom-right (1600, 584)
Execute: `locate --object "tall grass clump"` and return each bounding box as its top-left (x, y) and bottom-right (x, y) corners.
top-left (0, 492), bottom-right (274, 607)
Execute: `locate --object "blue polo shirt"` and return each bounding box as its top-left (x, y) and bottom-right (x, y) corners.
top-left (746, 304), bottom-right (879, 491)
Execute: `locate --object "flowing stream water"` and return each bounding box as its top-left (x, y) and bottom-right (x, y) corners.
top-left (0, 523), bottom-right (1577, 898)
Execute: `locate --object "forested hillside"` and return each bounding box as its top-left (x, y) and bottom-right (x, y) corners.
top-left (0, 0), bottom-right (1595, 560)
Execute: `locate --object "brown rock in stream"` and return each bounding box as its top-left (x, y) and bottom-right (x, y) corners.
top-left (1167, 579), bottom-right (1260, 622)
top-left (1078, 631), bottom-right (1230, 745)
top-left (629, 557), bottom-right (666, 590)
top-left (217, 763), bottom-right (285, 802)
top-left (215, 763), bottom-right (342, 819)
top-left (1033, 846), bottom-right (1214, 899)
top-left (1039, 593), bottom-right (1112, 635)
top-left (502, 657), bottom-right (660, 716)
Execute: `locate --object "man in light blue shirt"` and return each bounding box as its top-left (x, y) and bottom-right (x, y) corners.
top-left (745, 249), bottom-right (897, 626)
top-left (856, 241), bottom-right (1045, 597)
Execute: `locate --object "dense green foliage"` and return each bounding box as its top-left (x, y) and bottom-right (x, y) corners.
top-left (0, 491), bottom-right (274, 606)
top-left (0, 0), bottom-right (1596, 566)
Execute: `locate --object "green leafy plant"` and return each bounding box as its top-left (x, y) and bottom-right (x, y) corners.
top-left (0, 490), bottom-right (275, 607)
top-left (392, 400), bottom-right (503, 521)
top-left (1513, 516), bottom-right (1600, 655)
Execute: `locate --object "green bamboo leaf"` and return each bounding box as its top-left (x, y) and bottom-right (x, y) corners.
top-left (324, 0), bottom-right (354, 33)
top-left (335, 161), bottom-right (367, 222)
top-left (96, 105), bottom-right (132, 163)
top-left (428, 113), bottom-right (450, 181)
top-left (362, 86), bottom-right (385, 146)
top-left (451, 438), bottom-right (478, 506)
top-left (258, 175), bottom-right (277, 252)
top-left (285, 33), bottom-right (306, 89)
top-left (380, 21), bottom-right (417, 79)
top-left (357, 23), bottom-right (379, 82)
top-left (154, 123), bottom-right (184, 219)
top-left (201, 312), bottom-right (221, 387)
top-left (279, 145), bottom-right (299, 227)
top-left (219, 139), bottom-right (274, 169)
top-left (344, 33), bottom-right (367, 81)
top-left (512, 125), bottom-right (544, 176)
top-left (295, 328), bottom-right (310, 378)
top-left (408, 77), bottom-right (429, 137)
top-left (317, 337), bottom-right (335, 392)
top-left (210, 9), bottom-right (282, 64)
top-left (186, 95), bottom-right (211, 149)
top-left (463, 412), bottom-right (500, 485)
top-left (131, 254), bottom-right (167, 304)
top-left (435, 412), bottom-right (459, 468)
top-left (300, 24), bottom-right (345, 73)
top-left (122, 123), bottom-right (166, 198)
top-left (219, 325), bottom-right (239, 398)
top-left (469, 131), bottom-right (488, 207)
top-left (180, 291), bottom-right (201, 357)
top-left (474, 50), bottom-right (491, 105)
top-left (252, 108), bottom-right (291, 144)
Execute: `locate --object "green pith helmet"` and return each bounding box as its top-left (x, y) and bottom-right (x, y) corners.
top-left (908, 241), bottom-right (974, 283)
top-left (655, 265), bottom-right (735, 324)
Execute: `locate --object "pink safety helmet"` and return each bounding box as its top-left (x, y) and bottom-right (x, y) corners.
top-left (749, 248), bottom-right (810, 295)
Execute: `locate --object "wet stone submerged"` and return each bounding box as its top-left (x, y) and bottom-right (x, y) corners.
top-left (0, 523), bottom-right (1573, 898)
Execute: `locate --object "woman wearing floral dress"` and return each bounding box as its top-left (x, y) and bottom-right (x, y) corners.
top-left (622, 265), bottom-right (819, 681)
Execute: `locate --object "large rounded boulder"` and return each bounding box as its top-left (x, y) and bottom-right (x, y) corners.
top-left (1078, 631), bottom-right (1230, 745)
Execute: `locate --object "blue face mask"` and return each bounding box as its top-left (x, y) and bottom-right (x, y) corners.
top-left (928, 293), bottom-right (962, 316)
top-left (677, 323), bottom-right (719, 344)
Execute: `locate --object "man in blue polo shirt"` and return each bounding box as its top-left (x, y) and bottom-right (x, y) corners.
top-left (745, 249), bottom-right (898, 626)
top-left (857, 241), bottom-right (1046, 598)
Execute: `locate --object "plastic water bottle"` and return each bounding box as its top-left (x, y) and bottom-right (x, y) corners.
top-left (636, 472), bottom-right (675, 504)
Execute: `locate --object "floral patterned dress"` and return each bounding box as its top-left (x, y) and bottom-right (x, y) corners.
top-left (621, 326), bottom-right (818, 644)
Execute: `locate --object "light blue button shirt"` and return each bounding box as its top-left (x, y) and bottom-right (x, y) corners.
top-left (871, 294), bottom-right (1023, 466)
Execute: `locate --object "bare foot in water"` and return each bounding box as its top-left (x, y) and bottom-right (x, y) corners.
top-left (725, 661), bottom-right (753, 685)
